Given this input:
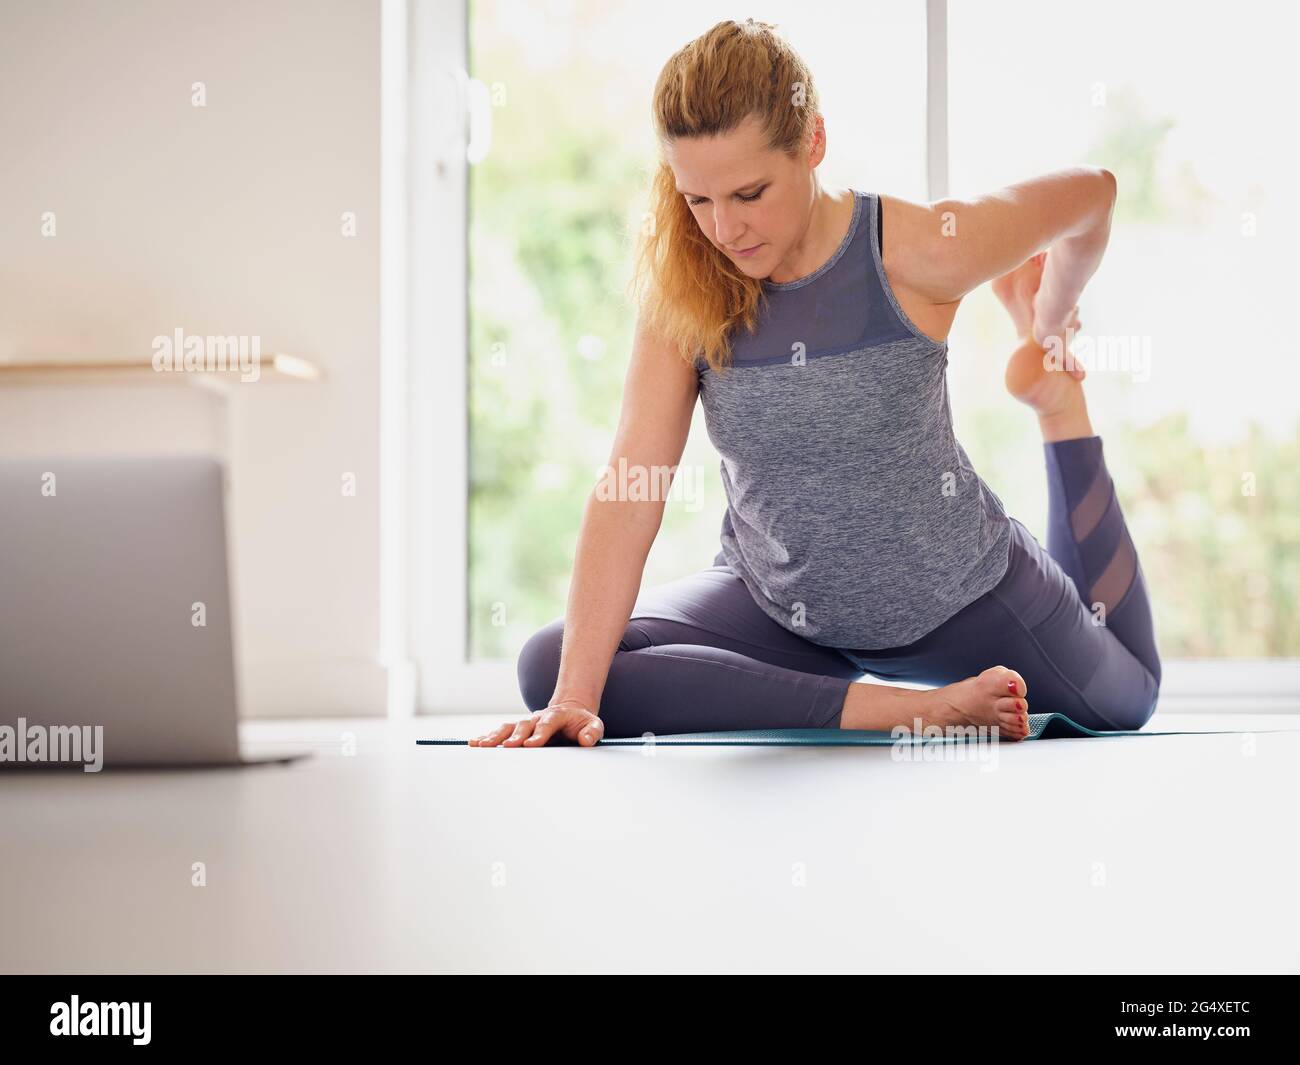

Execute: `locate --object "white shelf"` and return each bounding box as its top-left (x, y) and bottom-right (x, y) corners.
top-left (0, 353), bottom-right (323, 385)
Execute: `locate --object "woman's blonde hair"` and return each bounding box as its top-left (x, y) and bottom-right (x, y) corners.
top-left (629, 18), bottom-right (821, 374)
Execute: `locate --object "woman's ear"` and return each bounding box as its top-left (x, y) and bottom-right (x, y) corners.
top-left (807, 114), bottom-right (827, 166)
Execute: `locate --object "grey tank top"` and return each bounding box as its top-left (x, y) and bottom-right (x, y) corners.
top-left (695, 188), bottom-right (1012, 650)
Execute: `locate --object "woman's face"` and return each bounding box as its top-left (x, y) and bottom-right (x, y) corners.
top-left (665, 111), bottom-right (823, 279)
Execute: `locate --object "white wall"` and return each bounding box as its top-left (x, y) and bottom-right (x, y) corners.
top-left (0, 0), bottom-right (386, 716)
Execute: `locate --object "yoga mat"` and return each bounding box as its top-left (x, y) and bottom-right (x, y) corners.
top-left (417, 712), bottom-right (1291, 747)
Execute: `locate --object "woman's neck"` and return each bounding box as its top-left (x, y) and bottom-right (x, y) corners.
top-left (765, 183), bottom-right (855, 285)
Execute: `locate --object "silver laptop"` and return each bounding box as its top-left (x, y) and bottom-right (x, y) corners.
top-left (0, 454), bottom-right (309, 768)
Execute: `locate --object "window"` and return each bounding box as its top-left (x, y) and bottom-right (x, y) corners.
top-left (948, 0), bottom-right (1299, 659)
top-left (398, 0), bottom-right (1297, 711)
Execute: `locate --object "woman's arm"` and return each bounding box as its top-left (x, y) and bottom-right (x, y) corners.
top-left (493, 312), bottom-right (699, 747)
top-left (885, 166), bottom-right (1117, 343)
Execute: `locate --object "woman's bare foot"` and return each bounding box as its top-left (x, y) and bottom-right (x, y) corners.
top-left (993, 253), bottom-right (1094, 442)
top-left (841, 665), bottom-right (1031, 741)
top-left (920, 665), bottom-right (1031, 740)
top-left (1005, 337), bottom-right (1094, 441)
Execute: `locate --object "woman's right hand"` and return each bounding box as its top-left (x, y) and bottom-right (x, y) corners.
top-left (990, 251), bottom-right (1047, 340)
top-left (468, 700), bottom-right (605, 748)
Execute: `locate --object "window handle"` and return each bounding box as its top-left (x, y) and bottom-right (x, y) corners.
top-left (450, 67), bottom-right (493, 165)
top-left (466, 76), bottom-right (492, 164)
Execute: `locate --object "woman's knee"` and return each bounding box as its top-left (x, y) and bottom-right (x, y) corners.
top-left (1090, 670), bottom-right (1160, 732)
top-left (1138, 672), bottom-right (1161, 729)
top-left (1147, 647), bottom-right (1164, 689)
top-left (1128, 662), bottom-right (1161, 730)
top-left (516, 618), bottom-right (565, 711)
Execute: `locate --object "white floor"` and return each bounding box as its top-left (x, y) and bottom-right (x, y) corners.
top-left (2, 713), bottom-right (1298, 974)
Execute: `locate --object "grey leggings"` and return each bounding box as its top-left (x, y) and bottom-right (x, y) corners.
top-left (517, 436), bottom-right (1161, 736)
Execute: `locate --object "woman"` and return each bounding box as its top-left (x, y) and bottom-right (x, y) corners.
top-left (472, 18), bottom-right (1160, 748)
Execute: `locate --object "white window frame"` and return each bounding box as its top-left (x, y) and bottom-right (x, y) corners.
top-left (384, 0), bottom-right (1299, 715)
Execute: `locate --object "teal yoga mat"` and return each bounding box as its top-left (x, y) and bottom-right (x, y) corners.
top-left (417, 712), bottom-right (1286, 747)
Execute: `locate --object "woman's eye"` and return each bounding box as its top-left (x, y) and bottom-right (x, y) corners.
top-left (687, 188), bottom-right (764, 208)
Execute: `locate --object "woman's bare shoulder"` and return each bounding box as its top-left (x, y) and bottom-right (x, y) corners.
top-left (875, 193), bottom-right (962, 343)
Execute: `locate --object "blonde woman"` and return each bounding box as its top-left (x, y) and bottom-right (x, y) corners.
top-left (473, 18), bottom-right (1159, 748)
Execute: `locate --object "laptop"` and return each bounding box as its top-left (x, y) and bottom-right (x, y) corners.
top-left (0, 453), bottom-right (310, 768)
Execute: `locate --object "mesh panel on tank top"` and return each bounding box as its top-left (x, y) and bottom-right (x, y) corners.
top-left (694, 189), bottom-right (1012, 649)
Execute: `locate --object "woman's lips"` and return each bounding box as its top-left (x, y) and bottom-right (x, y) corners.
top-left (731, 243), bottom-right (763, 258)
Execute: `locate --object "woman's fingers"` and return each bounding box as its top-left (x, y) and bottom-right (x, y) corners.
top-left (469, 708), bottom-right (603, 749)
top-left (574, 715), bottom-right (605, 747)
top-left (522, 710), bottom-right (562, 746)
top-left (1058, 304), bottom-right (1086, 380)
top-left (501, 714), bottom-right (542, 747)
top-left (468, 721), bottom-right (517, 748)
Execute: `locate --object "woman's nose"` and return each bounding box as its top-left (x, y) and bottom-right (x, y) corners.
top-left (713, 209), bottom-right (744, 247)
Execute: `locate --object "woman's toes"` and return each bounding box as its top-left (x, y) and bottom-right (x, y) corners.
top-left (982, 665), bottom-right (1025, 698)
top-left (996, 697), bottom-right (1030, 738)
top-left (996, 714), bottom-right (1027, 740)
top-left (997, 695), bottom-right (1028, 719)
top-left (994, 666), bottom-right (1027, 699)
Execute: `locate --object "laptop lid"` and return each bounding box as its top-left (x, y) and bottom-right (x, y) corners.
top-left (0, 453), bottom-right (243, 767)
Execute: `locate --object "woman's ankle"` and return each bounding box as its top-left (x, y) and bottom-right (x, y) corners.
top-left (1037, 386), bottom-right (1094, 442)
top-left (839, 682), bottom-right (920, 731)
